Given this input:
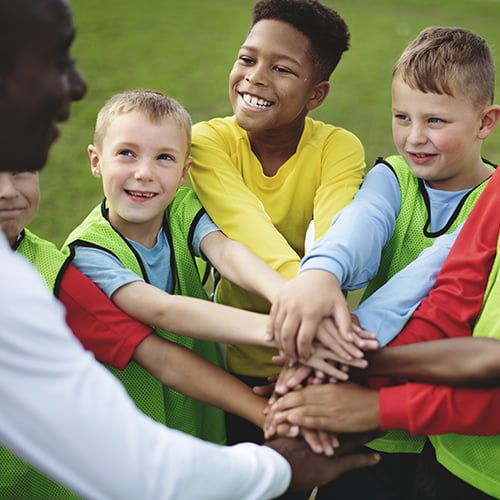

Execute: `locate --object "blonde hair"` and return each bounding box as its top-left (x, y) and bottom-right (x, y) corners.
top-left (393, 27), bottom-right (496, 108)
top-left (93, 89), bottom-right (192, 151)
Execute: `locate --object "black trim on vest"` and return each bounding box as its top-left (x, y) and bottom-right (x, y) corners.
top-left (12, 228), bottom-right (25, 251)
top-left (99, 198), bottom-right (151, 283)
top-left (420, 159), bottom-right (496, 238)
top-left (69, 198), bottom-right (151, 283)
top-left (189, 207), bottom-right (213, 286)
top-left (374, 157), bottom-right (400, 184)
top-left (161, 213), bottom-right (177, 292)
top-left (53, 246), bottom-right (75, 298)
top-left (15, 229), bottom-right (73, 298)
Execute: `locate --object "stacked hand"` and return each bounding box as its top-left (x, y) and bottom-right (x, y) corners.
top-left (263, 270), bottom-right (381, 455)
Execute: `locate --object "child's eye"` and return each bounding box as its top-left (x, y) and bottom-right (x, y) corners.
top-left (274, 66), bottom-right (291, 74)
top-left (238, 55), bottom-right (254, 65)
top-left (428, 117), bottom-right (443, 124)
top-left (158, 153), bottom-right (174, 161)
top-left (394, 114), bottom-right (409, 122)
top-left (118, 150), bottom-right (134, 157)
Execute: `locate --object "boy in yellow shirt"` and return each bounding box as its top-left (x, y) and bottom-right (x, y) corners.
top-left (189, 0), bottom-right (366, 448)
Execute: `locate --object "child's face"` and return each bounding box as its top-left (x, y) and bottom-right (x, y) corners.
top-left (229, 19), bottom-right (324, 134)
top-left (89, 111), bottom-right (191, 239)
top-left (392, 76), bottom-right (487, 190)
top-left (0, 171), bottom-right (40, 246)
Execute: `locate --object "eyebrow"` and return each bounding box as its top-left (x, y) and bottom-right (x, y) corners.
top-left (239, 44), bottom-right (302, 67)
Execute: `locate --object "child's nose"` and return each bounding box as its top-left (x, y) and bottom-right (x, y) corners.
top-left (245, 63), bottom-right (268, 86)
top-left (134, 161), bottom-right (154, 181)
top-left (407, 124), bottom-right (427, 145)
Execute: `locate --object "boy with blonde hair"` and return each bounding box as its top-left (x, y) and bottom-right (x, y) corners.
top-left (64, 89), bottom-right (280, 446)
top-left (268, 26), bottom-right (500, 499)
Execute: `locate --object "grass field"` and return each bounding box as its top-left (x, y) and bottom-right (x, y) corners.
top-left (33, 0), bottom-right (500, 245)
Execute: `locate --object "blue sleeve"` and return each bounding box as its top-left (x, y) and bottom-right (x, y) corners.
top-left (355, 226), bottom-right (461, 346)
top-left (72, 246), bottom-right (143, 298)
top-left (193, 212), bottom-right (220, 257)
top-left (300, 163), bottom-right (401, 290)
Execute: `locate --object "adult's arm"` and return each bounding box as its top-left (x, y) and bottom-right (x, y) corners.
top-left (0, 244), bottom-right (292, 500)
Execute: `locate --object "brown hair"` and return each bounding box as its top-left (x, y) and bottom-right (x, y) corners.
top-left (393, 26), bottom-right (496, 108)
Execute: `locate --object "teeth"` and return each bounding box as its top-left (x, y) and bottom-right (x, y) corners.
top-left (127, 190), bottom-right (155, 198)
top-left (242, 93), bottom-right (272, 108)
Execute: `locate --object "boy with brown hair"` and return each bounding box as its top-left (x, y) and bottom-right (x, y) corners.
top-left (267, 26), bottom-right (500, 499)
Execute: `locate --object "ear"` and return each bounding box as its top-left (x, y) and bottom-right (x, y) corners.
top-left (306, 81), bottom-right (330, 111)
top-left (178, 156), bottom-right (193, 186)
top-left (88, 144), bottom-right (102, 178)
top-left (478, 104), bottom-right (500, 140)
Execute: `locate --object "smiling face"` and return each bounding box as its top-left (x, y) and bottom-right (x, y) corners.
top-left (89, 111), bottom-right (191, 245)
top-left (229, 19), bottom-right (328, 135)
top-left (391, 76), bottom-right (490, 191)
top-left (0, 0), bottom-right (86, 173)
top-left (0, 171), bottom-right (40, 246)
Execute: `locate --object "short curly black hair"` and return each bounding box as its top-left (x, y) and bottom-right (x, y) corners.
top-left (251, 0), bottom-right (350, 81)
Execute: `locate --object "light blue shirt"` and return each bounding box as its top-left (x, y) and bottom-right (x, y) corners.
top-left (73, 212), bottom-right (219, 298)
top-left (301, 162), bottom-right (467, 346)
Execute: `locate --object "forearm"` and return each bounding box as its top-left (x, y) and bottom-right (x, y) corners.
top-left (355, 338), bottom-right (500, 387)
top-left (134, 335), bottom-right (267, 427)
top-left (112, 282), bottom-right (276, 346)
top-left (215, 239), bottom-right (287, 304)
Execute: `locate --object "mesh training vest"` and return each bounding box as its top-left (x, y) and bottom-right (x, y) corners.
top-left (430, 230), bottom-right (500, 498)
top-left (365, 155), bottom-right (494, 454)
top-left (64, 187), bottom-right (225, 445)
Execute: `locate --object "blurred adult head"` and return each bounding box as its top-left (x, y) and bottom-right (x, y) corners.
top-left (0, 0), bottom-right (86, 173)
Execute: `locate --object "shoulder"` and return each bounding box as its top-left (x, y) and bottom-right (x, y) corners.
top-left (192, 116), bottom-right (244, 142)
top-left (305, 117), bottom-right (362, 146)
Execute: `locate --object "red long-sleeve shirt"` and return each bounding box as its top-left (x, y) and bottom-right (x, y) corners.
top-left (379, 168), bottom-right (500, 436)
top-left (58, 264), bottom-right (152, 369)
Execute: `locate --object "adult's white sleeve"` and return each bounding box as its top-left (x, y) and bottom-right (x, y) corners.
top-left (0, 237), bottom-right (290, 500)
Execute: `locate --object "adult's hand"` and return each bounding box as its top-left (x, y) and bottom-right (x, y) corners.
top-left (264, 433), bottom-right (381, 492)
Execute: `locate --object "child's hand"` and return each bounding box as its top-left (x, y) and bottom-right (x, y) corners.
top-left (268, 356), bottom-right (312, 404)
top-left (268, 382), bottom-right (381, 434)
top-left (252, 373), bottom-right (279, 398)
top-left (267, 270), bottom-right (354, 361)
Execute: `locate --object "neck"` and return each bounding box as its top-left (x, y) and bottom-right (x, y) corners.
top-left (248, 119), bottom-right (305, 177)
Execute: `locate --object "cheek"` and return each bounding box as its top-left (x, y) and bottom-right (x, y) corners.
top-left (392, 125), bottom-right (404, 147)
top-left (430, 132), bottom-right (461, 154)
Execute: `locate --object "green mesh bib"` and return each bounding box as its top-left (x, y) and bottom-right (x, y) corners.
top-left (65, 186), bottom-right (225, 444)
top-left (365, 155), bottom-right (494, 454)
top-left (429, 230), bottom-right (500, 498)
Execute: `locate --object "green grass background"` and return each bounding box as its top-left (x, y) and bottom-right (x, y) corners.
top-left (34, 0), bottom-right (500, 246)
